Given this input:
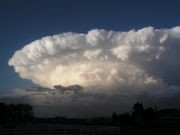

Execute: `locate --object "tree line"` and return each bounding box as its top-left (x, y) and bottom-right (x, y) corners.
top-left (0, 103), bottom-right (34, 123)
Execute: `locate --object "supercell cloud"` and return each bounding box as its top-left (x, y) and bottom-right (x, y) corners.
top-left (7, 27), bottom-right (180, 116)
top-left (9, 27), bottom-right (180, 88)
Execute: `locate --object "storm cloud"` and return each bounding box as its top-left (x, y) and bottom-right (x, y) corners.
top-left (6, 27), bottom-right (180, 117)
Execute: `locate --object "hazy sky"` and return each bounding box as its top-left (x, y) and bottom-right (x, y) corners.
top-left (1, 0), bottom-right (180, 117)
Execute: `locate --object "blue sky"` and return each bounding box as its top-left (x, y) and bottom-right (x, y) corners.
top-left (1, 0), bottom-right (180, 93)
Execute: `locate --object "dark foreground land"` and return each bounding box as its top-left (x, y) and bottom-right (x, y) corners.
top-left (120, 120), bottom-right (180, 135)
top-left (1, 118), bottom-right (180, 135)
top-left (1, 102), bottom-right (180, 134)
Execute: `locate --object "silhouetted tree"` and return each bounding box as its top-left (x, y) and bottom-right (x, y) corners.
top-left (112, 112), bottom-right (118, 121)
top-left (0, 103), bottom-right (8, 121)
top-left (132, 102), bottom-right (144, 122)
top-left (132, 102), bottom-right (144, 115)
top-left (0, 102), bottom-right (34, 124)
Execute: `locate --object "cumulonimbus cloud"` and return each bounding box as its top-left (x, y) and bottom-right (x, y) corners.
top-left (9, 26), bottom-right (180, 90)
top-left (6, 27), bottom-right (180, 117)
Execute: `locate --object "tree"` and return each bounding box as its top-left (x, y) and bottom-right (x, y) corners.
top-left (132, 102), bottom-right (144, 115)
top-left (132, 102), bottom-right (144, 122)
top-left (112, 112), bottom-right (118, 121)
top-left (0, 103), bottom-right (34, 123)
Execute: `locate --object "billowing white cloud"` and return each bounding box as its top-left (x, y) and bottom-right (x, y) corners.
top-left (10, 27), bottom-right (180, 88)
top-left (7, 26), bottom-right (180, 116)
